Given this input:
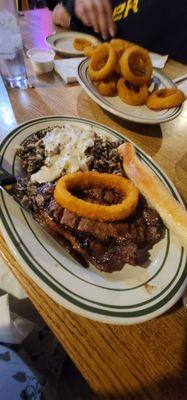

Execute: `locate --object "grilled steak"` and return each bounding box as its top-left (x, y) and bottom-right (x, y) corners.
top-left (14, 180), bottom-right (165, 272)
top-left (14, 127), bottom-right (165, 273)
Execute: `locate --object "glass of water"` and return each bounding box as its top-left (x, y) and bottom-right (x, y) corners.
top-left (0, 0), bottom-right (28, 89)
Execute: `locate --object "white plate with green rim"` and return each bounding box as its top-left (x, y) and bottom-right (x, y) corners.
top-left (77, 59), bottom-right (184, 124)
top-left (46, 31), bottom-right (101, 57)
top-left (0, 116), bottom-right (186, 325)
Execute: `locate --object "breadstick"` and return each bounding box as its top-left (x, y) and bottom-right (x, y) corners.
top-left (118, 143), bottom-right (187, 251)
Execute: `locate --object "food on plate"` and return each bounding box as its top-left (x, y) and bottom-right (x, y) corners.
top-left (54, 171), bottom-right (139, 221)
top-left (73, 38), bottom-right (92, 51)
top-left (30, 125), bottom-right (103, 183)
top-left (110, 38), bottom-right (132, 58)
top-left (83, 44), bottom-right (98, 58)
top-left (15, 124), bottom-right (166, 272)
top-left (88, 42), bottom-right (117, 81)
top-left (117, 77), bottom-right (148, 106)
top-left (119, 142), bottom-right (187, 250)
top-left (96, 80), bottom-right (117, 96)
top-left (110, 39), bottom-right (132, 74)
top-left (86, 39), bottom-right (185, 111)
top-left (119, 45), bottom-right (153, 86)
top-left (146, 88), bottom-right (185, 110)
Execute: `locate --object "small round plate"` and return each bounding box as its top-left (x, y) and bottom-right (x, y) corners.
top-left (0, 116), bottom-right (186, 325)
top-left (77, 59), bottom-right (183, 124)
top-left (46, 31), bottom-right (101, 57)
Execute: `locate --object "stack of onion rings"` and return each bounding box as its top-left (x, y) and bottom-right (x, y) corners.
top-left (86, 39), bottom-right (185, 111)
top-left (54, 171), bottom-right (139, 222)
top-left (146, 88), bottom-right (185, 110)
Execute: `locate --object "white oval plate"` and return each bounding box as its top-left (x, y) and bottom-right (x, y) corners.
top-left (77, 59), bottom-right (183, 124)
top-left (0, 116), bottom-right (186, 325)
top-left (46, 31), bottom-right (101, 57)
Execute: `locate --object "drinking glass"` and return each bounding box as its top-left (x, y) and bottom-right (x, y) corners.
top-left (0, 0), bottom-right (28, 88)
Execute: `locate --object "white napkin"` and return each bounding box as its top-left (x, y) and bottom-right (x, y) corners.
top-left (150, 52), bottom-right (168, 69)
top-left (54, 52), bottom-right (168, 84)
top-left (54, 57), bottom-right (85, 83)
top-left (0, 256), bottom-right (27, 299)
top-left (174, 74), bottom-right (187, 95)
top-left (0, 294), bottom-right (34, 344)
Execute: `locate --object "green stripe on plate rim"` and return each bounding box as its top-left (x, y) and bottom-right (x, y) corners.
top-left (0, 193), bottom-right (186, 317)
top-left (0, 116), bottom-right (177, 291)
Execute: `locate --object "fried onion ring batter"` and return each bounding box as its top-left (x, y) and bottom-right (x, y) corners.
top-left (96, 80), bottom-right (117, 96)
top-left (146, 88), bottom-right (185, 110)
top-left (54, 171), bottom-right (139, 221)
top-left (110, 39), bottom-right (133, 58)
top-left (110, 39), bottom-right (132, 74)
top-left (119, 45), bottom-right (153, 86)
top-left (117, 77), bottom-right (148, 105)
top-left (88, 43), bottom-right (117, 82)
top-left (73, 38), bottom-right (92, 51)
top-left (83, 44), bottom-right (98, 58)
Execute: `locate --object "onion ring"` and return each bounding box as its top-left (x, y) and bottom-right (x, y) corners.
top-left (88, 43), bottom-right (117, 82)
top-left (146, 88), bottom-right (185, 110)
top-left (73, 38), bottom-right (92, 51)
top-left (96, 80), bottom-right (117, 96)
top-left (83, 44), bottom-right (98, 58)
top-left (119, 45), bottom-right (153, 86)
top-left (110, 39), bottom-right (133, 58)
top-left (117, 77), bottom-right (148, 105)
top-left (54, 171), bottom-right (139, 222)
top-left (110, 39), bottom-right (132, 74)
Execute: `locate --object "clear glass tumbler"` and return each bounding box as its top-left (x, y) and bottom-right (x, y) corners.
top-left (0, 0), bottom-right (28, 88)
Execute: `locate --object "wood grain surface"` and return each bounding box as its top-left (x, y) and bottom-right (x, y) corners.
top-left (0, 8), bottom-right (187, 399)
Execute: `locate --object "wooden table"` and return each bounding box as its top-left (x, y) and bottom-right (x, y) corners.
top-left (0, 8), bottom-right (187, 400)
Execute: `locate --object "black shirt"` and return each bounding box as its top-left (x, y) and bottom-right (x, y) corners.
top-left (47, 0), bottom-right (187, 63)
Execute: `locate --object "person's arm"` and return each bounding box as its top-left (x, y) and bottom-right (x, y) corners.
top-left (52, 3), bottom-right (71, 27)
top-left (46, 1), bottom-right (71, 27)
top-left (73, 0), bottom-right (115, 39)
top-left (50, 0), bottom-right (116, 39)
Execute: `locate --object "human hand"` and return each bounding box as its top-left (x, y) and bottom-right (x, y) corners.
top-left (52, 4), bottom-right (71, 28)
top-left (74, 0), bottom-right (116, 39)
